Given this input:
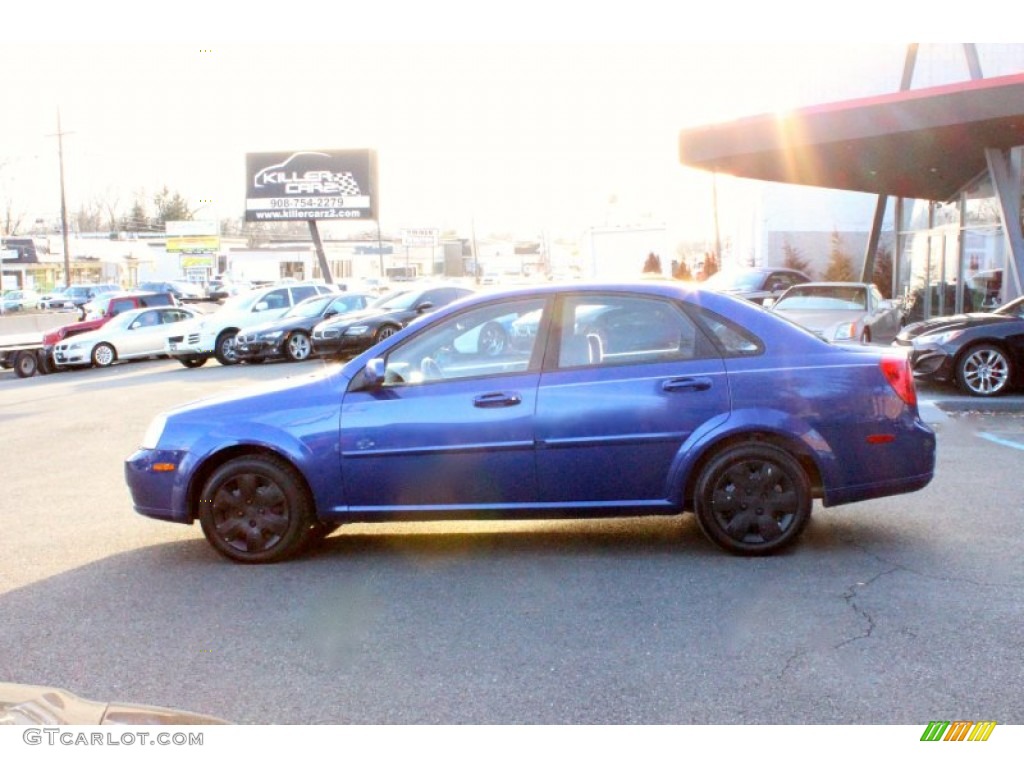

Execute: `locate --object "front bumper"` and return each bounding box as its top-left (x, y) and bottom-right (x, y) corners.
top-left (166, 331), bottom-right (214, 358)
top-left (234, 336), bottom-right (284, 360)
top-left (52, 345), bottom-right (90, 367)
top-left (903, 342), bottom-right (956, 381)
top-left (124, 448), bottom-right (192, 524)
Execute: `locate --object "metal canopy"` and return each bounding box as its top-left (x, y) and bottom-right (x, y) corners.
top-left (678, 73), bottom-right (1024, 201)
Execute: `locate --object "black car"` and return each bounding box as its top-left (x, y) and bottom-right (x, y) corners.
top-left (702, 267), bottom-right (811, 305)
top-left (894, 295), bottom-right (1024, 397)
top-left (311, 285), bottom-right (473, 359)
top-left (234, 292), bottom-right (375, 362)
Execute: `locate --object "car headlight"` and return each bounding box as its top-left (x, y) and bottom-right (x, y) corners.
top-left (261, 330), bottom-right (283, 340)
top-left (344, 325), bottom-right (370, 336)
top-left (921, 329), bottom-right (964, 346)
top-left (832, 322), bottom-right (857, 340)
top-left (140, 414), bottom-right (167, 450)
top-left (67, 341), bottom-right (84, 350)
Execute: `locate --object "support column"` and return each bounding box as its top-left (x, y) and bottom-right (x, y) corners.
top-left (985, 147), bottom-right (1024, 299)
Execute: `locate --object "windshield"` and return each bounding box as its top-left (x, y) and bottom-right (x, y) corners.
top-left (285, 295), bottom-right (334, 319)
top-left (220, 291), bottom-right (263, 313)
top-left (374, 290), bottom-right (420, 311)
top-left (775, 286), bottom-right (867, 311)
top-left (995, 296), bottom-right (1024, 317)
top-left (703, 271), bottom-right (764, 291)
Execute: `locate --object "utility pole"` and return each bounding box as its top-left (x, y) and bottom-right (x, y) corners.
top-left (50, 110), bottom-right (73, 288)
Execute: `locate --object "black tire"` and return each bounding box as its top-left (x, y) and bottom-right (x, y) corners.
top-left (180, 356), bottom-right (208, 369)
top-left (91, 342), bottom-right (117, 368)
top-left (285, 331), bottom-right (313, 362)
top-left (694, 443), bottom-right (811, 556)
top-left (477, 321), bottom-right (508, 356)
top-left (956, 344), bottom-right (1012, 397)
top-left (214, 330), bottom-right (240, 366)
top-left (374, 324), bottom-right (399, 344)
top-left (198, 455), bottom-right (314, 564)
top-left (37, 350), bottom-right (55, 375)
top-left (13, 350), bottom-right (37, 378)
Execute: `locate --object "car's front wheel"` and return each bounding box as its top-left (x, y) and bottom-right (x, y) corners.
top-left (179, 356), bottom-right (208, 368)
top-left (285, 331), bottom-right (313, 362)
top-left (693, 443), bottom-right (811, 555)
top-left (956, 343), bottom-right (1012, 397)
top-left (374, 324), bottom-right (399, 344)
top-left (198, 455), bottom-right (313, 564)
top-left (92, 343), bottom-right (117, 368)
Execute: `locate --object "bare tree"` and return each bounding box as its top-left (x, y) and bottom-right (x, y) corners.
top-left (2, 199), bottom-right (26, 236)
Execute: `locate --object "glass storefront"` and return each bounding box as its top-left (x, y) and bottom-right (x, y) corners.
top-left (897, 173), bottom-right (1014, 322)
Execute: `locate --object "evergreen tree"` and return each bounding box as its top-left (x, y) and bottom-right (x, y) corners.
top-left (823, 230), bottom-right (856, 282)
top-left (872, 245), bottom-right (894, 298)
top-left (153, 186), bottom-right (193, 225)
top-left (782, 239), bottom-right (813, 277)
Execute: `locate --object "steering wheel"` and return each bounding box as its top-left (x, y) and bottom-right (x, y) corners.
top-left (420, 356), bottom-right (444, 380)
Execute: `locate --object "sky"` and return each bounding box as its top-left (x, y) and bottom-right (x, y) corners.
top-left (1, 4), bottom-right (1015, 244)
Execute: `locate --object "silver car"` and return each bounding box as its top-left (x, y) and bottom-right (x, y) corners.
top-left (769, 282), bottom-right (903, 344)
top-left (53, 305), bottom-right (203, 368)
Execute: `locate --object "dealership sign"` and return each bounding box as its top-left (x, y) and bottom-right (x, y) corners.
top-left (245, 149), bottom-right (378, 222)
top-left (166, 220), bottom-right (220, 253)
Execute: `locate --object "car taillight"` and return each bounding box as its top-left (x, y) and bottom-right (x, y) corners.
top-left (880, 355), bottom-right (917, 406)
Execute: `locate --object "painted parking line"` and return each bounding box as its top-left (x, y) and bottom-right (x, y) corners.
top-left (977, 432), bottom-right (1024, 451)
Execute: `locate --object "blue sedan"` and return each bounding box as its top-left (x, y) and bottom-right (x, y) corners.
top-left (125, 282), bottom-right (936, 563)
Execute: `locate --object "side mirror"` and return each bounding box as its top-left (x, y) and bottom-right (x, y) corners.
top-left (763, 298), bottom-right (776, 309)
top-left (415, 301), bottom-right (434, 314)
top-left (254, 301), bottom-right (269, 312)
top-left (363, 358), bottom-right (386, 389)
top-left (324, 310), bottom-right (338, 319)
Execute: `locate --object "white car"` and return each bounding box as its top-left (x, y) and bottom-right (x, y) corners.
top-left (164, 282), bottom-right (337, 367)
top-left (52, 306), bottom-right (203, 368)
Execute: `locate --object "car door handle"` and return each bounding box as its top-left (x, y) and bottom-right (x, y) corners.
top-left (662, 377), bottom-right (712, 392)
top-left (473, 392), bottom-right (523, 408)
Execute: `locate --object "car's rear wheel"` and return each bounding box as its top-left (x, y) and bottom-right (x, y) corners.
top-left (92, 343), bottom-right (116, 368)
top-left (694, 443), bottom-right (811, 555)
top-left (285, 331), bottom-right (313, 362)
top-left (179, 356), bottom-right (208, 368)
top-left (956, 344), bottom-right (1012, 397)
top-left (198, 455), bottom-right (313, 564)
top-left (214, 330), bottom-right (240, 366)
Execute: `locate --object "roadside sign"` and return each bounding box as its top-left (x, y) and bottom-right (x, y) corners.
top-left (1, 249), bottom-right (18, 260)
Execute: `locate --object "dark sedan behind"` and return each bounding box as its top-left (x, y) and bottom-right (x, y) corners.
top-left (894, 295), bottom-right (1024, 396)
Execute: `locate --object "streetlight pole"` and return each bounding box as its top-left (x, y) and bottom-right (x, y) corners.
top-left (54, 110), bottom-right (72, 289)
